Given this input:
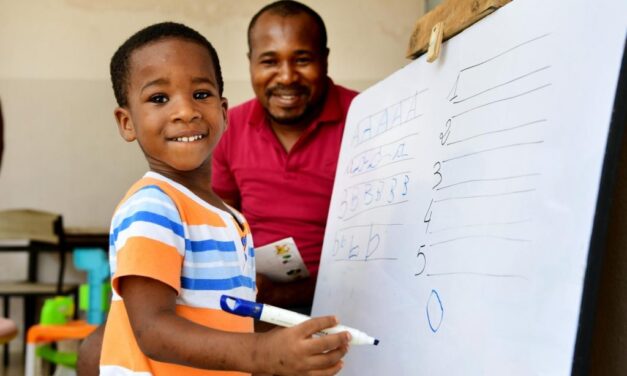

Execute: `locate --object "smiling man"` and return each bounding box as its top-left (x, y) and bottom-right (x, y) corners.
top-left (212, 0), bottom-right (358, 312)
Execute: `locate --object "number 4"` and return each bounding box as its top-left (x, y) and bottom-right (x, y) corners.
top-left (423, 198), bottom-right (434, 233)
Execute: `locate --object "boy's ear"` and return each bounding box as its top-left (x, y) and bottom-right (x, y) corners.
top-left (114, 107), bottom-right (137, 142)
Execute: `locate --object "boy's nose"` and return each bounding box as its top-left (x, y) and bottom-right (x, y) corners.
top-left (171, 97), bottom-right (201, 123)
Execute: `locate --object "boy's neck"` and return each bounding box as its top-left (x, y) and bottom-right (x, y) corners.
top-left (151, 168), bottom-right (228, 212)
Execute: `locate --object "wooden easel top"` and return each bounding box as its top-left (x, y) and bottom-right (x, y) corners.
top-left (406, 0), bottom-right (511, 60)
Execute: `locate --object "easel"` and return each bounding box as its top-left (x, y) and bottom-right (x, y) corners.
top-left (405, 1), bottom-right (627, 374)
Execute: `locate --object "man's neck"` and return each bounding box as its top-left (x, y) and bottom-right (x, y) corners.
top-left (269, 120), bottom-right (309, 152)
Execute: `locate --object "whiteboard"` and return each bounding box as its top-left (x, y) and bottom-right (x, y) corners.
top-left (312, 0), bottom-right (626, 374)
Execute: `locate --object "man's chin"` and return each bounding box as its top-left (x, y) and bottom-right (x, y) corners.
top-left (268, 110), bottom-right (309, 126)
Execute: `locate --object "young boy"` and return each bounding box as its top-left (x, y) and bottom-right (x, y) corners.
top-left (100, 22), bottom-right (350, 376)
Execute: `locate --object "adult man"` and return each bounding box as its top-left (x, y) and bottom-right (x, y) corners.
top-left (212, 0), bottom-right (358, 310)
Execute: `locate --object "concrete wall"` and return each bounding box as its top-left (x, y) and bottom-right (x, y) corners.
top-left (0, 0), bottom-right (425, 350)
top-left (0, 0), bottom-right (425, 231)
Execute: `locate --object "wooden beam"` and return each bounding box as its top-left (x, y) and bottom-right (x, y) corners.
top-left (406, 0), bottom-right (512, 59)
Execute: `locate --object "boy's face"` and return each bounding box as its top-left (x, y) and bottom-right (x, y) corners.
top-left (114, 38), bottom-right (227, 175)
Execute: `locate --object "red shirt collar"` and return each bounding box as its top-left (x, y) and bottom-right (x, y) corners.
top-left (247, 78), bottom-right (343, 130)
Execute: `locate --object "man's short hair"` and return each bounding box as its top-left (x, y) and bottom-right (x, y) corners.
top-left (110, 22), bottom-right (223, 107)
top-left (247, 0), bottom-right (328, 53)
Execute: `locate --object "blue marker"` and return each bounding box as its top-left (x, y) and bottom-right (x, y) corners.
top-left (220, 295), bottom-right (379, 346)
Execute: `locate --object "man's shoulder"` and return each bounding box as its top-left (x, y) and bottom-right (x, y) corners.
top-left (329, 81), bottom-right (359, 109)
top-left (333, 82), bottom-right (359, 97)
top-left (228, 98), bottom-right (258, 118)
top-left (226, 98), bottom-right (263, 134)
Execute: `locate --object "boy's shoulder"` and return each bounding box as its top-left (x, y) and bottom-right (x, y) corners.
top-left (117, 173), bottom-right (175, 208)
top-left (115, 172), bottom-right (234, 229)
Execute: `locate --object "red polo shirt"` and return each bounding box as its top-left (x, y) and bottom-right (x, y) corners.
top-left (212, 81), bottom-right (358, 276)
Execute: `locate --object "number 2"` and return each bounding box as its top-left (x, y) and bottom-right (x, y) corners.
top-left (439, 119), bottom-right (452, 145)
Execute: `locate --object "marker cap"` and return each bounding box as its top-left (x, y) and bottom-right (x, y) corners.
top-left (220, 295), bottom-right (263, 320)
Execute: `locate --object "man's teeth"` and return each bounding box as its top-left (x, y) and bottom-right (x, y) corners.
top-left (174, 135), bottom-right (204, 142)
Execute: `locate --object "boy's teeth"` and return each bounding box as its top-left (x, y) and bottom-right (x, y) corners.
top-left (174, 135), bottom-right (203, 142)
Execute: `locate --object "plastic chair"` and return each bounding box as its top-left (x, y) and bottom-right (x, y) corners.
top-left (25, 297), bottom-right (94, 376)
top-left (24, 248), bottom-right (109, 376)
top-left (0, 209), bottom-right (80, 365)
top-left (73, 248), bottom-right (109, 325)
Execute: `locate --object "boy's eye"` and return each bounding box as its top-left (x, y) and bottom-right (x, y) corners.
top-left (149, 94), bottom-right (168, 104)
top-left (194, 91), bottom-right (211, 100)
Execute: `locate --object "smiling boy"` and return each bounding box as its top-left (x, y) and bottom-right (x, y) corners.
top-left (99, 22), bottom-right (350, 376)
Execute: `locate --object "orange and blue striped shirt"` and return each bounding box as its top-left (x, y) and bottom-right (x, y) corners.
top-left (100, 172), bottom-right (256, 376)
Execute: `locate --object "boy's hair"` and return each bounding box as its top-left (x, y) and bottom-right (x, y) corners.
top-left (110, 22), bottom-right (223, 107)
top-left (247, 0), bottom-right (328, 53)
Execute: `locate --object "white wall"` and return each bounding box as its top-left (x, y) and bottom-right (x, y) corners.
top-left (0, 0), bottom-right (425, 350)
top-left (0, 0), bottom-right (424, 231)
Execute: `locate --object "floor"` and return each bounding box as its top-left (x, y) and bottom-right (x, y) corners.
top-left (1, 341), bottom-right (79, 376)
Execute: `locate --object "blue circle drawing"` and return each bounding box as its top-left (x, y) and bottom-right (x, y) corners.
top-left (426, 289), bottom-right (444, 333)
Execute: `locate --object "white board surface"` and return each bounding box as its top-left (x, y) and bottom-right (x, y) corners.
top-left (312, 1), bottom-right (626, 374)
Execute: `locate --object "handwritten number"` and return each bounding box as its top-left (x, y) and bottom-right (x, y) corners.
top-left (423, 199), bottom-right (434, 233)
top-left (387, 178), bottom-right (398, 203)
top-left (415, 245), bottom-right (427, 276)
top-left (350, 189), bottom-right (359, 211)
top-left (448, 74), bottom-right (460, 102)
top-left (439, 119), bottom-right (452, 145)
top-left (432, 162), bottom-right (443, 189)
top-left (402, 174), bottom-right (409, 196)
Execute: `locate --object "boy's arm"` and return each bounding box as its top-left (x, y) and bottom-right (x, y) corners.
top-left (120, 275), bottom-right (351, 375)
top-left (77, 322), bottom-right (105, 376)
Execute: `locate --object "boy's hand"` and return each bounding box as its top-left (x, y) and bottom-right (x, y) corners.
top-left (259, 316), bottom-right (351, 376)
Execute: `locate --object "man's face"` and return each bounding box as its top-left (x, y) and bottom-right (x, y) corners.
top-left (248, 12), bottom-right (329, 127)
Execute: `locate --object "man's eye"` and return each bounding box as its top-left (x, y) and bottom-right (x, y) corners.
top-left (260, 59), bottom-right (276, 66)
top-left (149, 94), bottom-right (168, 103)
top-left (194, 92), bottom-right (211, 100)
top-left (296, 57), bottom-right (312, 64)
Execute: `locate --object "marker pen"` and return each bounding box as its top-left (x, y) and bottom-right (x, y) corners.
top-left (220, 295), bottom-right (379, 346)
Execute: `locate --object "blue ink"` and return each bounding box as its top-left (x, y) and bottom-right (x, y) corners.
top-left (365, 225), bottom-right (380, 260)
top-left (426, 289), bottom-right (444, 333)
